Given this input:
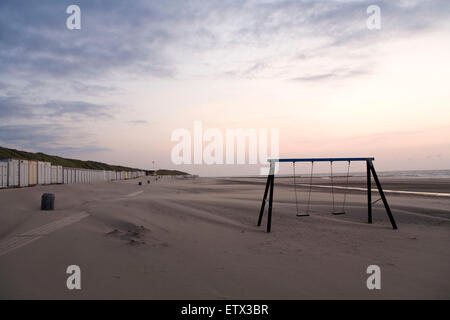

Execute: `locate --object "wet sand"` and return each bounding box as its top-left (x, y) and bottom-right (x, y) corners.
top-left (0, 176), bottom-right (449, 299)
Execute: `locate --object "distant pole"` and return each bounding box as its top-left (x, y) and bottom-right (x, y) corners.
top-left (152, 161), bottom-right (155, 175)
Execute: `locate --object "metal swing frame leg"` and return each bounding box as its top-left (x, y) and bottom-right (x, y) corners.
top-left (366, 160), bottom-right (398, 230)
top-left (367, 160), bottom-right (372, 224)
top-left (257, 174), bottom-right (274, 232)
top-left (258, 173), bottom-right (271, 227)
top-left (258, 162), bottom-right (275, 232)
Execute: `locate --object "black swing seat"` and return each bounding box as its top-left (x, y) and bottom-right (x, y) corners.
top-left (296, 213), bottom-right (310, 217)
top-left (332, 211), bottom-right (346, 215)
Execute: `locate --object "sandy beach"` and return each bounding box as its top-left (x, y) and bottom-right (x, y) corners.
top-left (0, 176), bottom-right (449, 299)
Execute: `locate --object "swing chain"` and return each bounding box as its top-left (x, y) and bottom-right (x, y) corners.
top-left (330, 161), bottom-right (335, 212)
top-left (306, 161), bottom-right (314, 213)
top-left (293, 161), bottom-right (313, 216)
top-left (330, 160), bottom-right (351, 215)
top-left (341, 160), bottom-right (351, 211)
top-left (293, 162), bottom-right (299, 215)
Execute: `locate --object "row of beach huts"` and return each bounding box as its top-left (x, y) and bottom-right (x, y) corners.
top-left (0, 159), bottom-right (146, 188)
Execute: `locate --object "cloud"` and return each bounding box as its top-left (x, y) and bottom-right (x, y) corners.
top-left (222, 61), bottom-right (269, 78)
top-left (0, 124), bottom-right (109, 155)
top-left (347, 125), bottom-right (450, 145)
top-left (68, 81), bottom-right (119, 96)
top-left (1, 0), bottom-right (448, 85)
top-left (0, 94), bottom-right (114, 157)
top-left (205, 0), bottom-right (450, 80)
top-left (0, 0), bottom-right (448, 164)
top-left (127, 120), bottom-right (148, 125)
top-left (0, 96), bottom-right (112, 120)
top-left (292, 68), bottom-right (368, 82)
top-left (0, 0), bottom-right (176, 80)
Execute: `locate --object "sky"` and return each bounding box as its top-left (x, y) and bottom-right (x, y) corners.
top-left (0, 0), bottom-right (449, 176)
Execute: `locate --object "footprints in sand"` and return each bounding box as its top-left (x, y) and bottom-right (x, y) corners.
top-left (105, 225), bottom-right (169, 248)
top-left (106, 225), bottom-right (147, 245)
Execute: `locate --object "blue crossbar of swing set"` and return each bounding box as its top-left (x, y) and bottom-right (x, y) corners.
top-left (268, 157), bottom-right (375, 163)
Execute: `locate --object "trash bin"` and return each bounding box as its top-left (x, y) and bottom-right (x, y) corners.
top-left (41, 193), bottom-right (55, 210)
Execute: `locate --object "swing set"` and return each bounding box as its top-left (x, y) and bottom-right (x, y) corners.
top-left (257, 157), bottom-right (398, 232)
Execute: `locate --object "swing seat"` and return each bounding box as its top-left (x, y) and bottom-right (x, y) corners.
top-left (296, 213), bottom-right (310, 217)
top-left (332, 211), bottom-right (346, 215)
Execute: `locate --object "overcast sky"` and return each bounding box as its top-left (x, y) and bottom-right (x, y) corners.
top-left (1, 0), bottom-right (449, 175)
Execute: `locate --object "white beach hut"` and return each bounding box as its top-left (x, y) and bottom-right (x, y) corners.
top-left (0, 159), bottom-right (19, 187)
top-left (0, 161), bottom-right (7, 188)
top-left (28, 160), bottom-right (38, 186)
top-left (19, 159), bottom-right (29, 187)
top-left (44, 162), bottom-right (52, 184)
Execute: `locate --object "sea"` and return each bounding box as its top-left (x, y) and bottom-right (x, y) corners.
top-left (234, 169), bottom-right (450, 179)
top-left (376, 170), bottom-right (450, 178)
top-left (310, 170), bottom-right (450, 179)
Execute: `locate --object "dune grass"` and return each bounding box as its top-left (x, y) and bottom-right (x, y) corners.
top-left (0, 146), bottom-right (188, 175)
